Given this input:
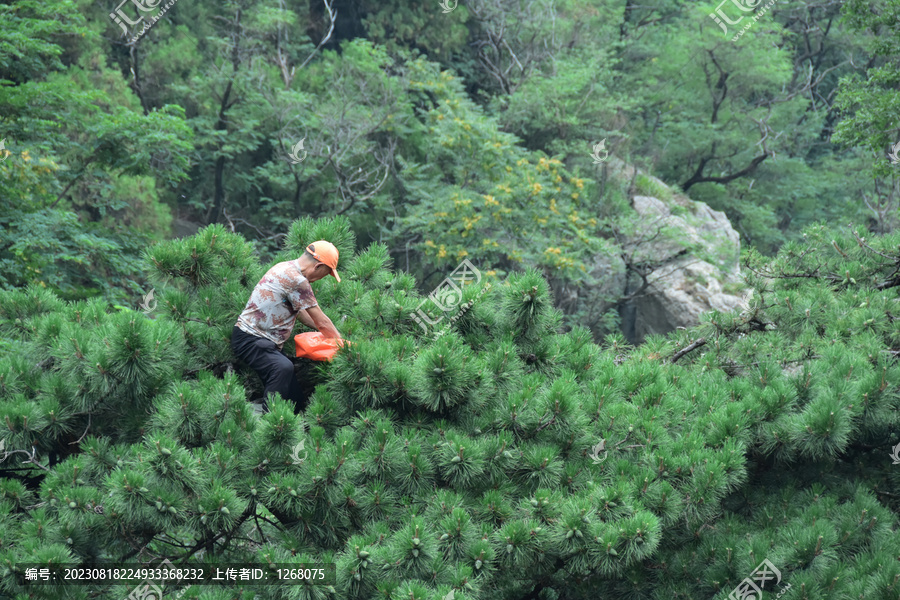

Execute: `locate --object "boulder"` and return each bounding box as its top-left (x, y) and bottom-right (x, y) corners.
top-left (629, 258), bottom-right (745, 342)
top-left (605, 159), bottom-right (747, 342)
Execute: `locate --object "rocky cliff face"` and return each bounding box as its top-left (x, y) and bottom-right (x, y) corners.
top-left (623, 193), bottom-right (745, 342)
top-left (577, 158), bottom-right (747, 343)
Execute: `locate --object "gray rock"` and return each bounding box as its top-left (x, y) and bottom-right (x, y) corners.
top-left (602, 159), bottom-right (747, 342)
top-left (630, 259), bottom-right (745, 342)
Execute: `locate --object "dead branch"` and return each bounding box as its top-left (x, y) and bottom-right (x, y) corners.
top-left (671, 338), bottom-right (707, 363)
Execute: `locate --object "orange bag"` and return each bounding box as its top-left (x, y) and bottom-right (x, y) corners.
top-left (294, 332), bottom-right (347, 361)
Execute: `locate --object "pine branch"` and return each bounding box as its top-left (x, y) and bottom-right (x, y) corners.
top-left (181, 506), bottom-right (254, 561)
top-left (252, 516), bottom-right (265, 544)
top-left (220, 506), bottom-right (255, 551)
top-left (514, 557), bottom-right (566, 600)
top-left (534, 414), bottom-right (557, 433)
top-left (849, 228), bottom-right (896, 261)
top-left (875, 277), bottom-right (900, 290)
top-left (68, 413), bottom-right (92, 445)
top-left (156, 534), bottom-right (192, 549)
top-left (252, 511), bottom-right (286, 533)
top-left (848, 441), bottom-right (897, 451)
top-left (742, 256), bottom-right (841, 285)
top-left (0, 445), bottom-right (51, 472)
top-left (874, 490), bottom-right (900, 498)
top-left (120, 533), bottom-right (158, 561)
top-left (671, 338), bottom-right (706, 363)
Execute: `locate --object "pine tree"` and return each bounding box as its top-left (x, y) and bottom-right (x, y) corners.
top-left (1, 219), bottom-right (900, 600)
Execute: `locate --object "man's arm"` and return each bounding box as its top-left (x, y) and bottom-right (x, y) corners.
top-left (304, 305), bottom-right (342, 340)
top-left (296, 308), bottom-right (317, 330)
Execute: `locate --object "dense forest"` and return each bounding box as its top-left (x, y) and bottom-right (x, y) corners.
top-left (2, 1), bottom-right (900, 599)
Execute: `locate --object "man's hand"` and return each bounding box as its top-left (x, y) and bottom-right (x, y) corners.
top-left (305, 305), bottom-right (342, 340)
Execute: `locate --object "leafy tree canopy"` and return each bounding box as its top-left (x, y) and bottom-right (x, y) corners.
top-left (1, 218), bottom-right (899, 599)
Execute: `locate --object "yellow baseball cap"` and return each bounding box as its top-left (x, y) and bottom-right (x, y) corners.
top-left (307, 241), bottom-right (341, 282)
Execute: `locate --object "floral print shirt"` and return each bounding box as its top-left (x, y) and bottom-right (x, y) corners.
top-left (236, 259), bottom-right (318, 349)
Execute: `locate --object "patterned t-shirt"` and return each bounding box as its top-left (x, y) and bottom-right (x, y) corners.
top-left (235, 259), bottom-right (318, 349)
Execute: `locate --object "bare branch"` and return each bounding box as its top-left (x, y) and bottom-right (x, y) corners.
top-left (671, 338), bottom-right (707, 363)
top-left (68, 413), bottom-right (92, 445)
top-left (297, 0), bottom-right (336, 72)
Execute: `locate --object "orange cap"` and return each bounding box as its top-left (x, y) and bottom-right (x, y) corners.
top-left (306, 241), bottom-right (341, 282)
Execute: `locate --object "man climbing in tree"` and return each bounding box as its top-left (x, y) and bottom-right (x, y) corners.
top-left (231, 241), bottom-right (343, 414)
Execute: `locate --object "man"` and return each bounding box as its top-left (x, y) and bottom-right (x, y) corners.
top-left (231, 241), bottom-right (343, 413)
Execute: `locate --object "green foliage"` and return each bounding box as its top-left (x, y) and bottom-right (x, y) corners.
top-left (834, 0), bottom-right (900, 178)
top-left (0, 0), bottom-right (194, 304)
top-left (6, 0), bottom-right (900, 596)
top-left (3, 0), bottom-right (895, 316)
top-left (361, 0), bottom-right (470, 61)
top-left (634, 173), bottom-right (673, 202)
top-left (1, 221), bottom-right (900, 600)
top-left (490, 44), bottom-right (626, 158)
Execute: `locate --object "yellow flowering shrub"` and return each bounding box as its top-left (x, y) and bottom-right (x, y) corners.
top-left (399, 57), bottom-right (603, 281)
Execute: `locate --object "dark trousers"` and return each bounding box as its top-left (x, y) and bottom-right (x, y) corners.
top-left (231, 326), bottom-right (303, 412)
